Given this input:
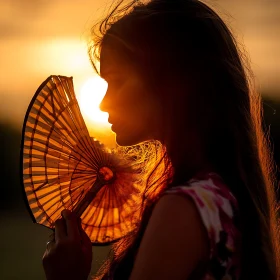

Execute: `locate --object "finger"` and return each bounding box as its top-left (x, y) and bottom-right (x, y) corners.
top-left (77, 218), bottom-right (92, 245)
top-left (54, 218), bottom-right (67, 242)
top-left (77, 217), bottom-right (83, 232)
top-left (61, 209), bottom-right (80, 240)
top-left (45, 239), bottom-right (55, 253)
top-left (81, 230), bottom-right (92, 247)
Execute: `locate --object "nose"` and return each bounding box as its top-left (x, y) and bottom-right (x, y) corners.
top-left (99, 90), bottom-right (113, 113)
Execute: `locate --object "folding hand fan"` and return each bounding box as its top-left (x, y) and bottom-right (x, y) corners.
top-left (21, 75), bottom-right (172, 245)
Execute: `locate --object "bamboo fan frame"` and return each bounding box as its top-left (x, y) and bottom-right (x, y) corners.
top-left (20, 75), bottom-right (148, 245)
top-left (21, 75), bottom-right (172, 245)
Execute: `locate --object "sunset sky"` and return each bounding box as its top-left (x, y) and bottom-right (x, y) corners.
top-left (1, 0), bottom-right (280, 131)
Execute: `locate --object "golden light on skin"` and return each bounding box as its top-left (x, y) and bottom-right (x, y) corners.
top-left (77, 76), bottom-right (116, 148)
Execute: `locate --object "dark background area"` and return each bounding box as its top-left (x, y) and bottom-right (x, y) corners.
top-left (1, 0), bottom-right (280, 279)
top-left (0, 124), bottom-right (111, 279)
top-left (1, 96), bottom-right (280, 279)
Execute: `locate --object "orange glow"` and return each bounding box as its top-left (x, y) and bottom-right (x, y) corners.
top-left (78, 77), bottom-right (109, 125)
top-left (76, 76), bottom-right (115, 149)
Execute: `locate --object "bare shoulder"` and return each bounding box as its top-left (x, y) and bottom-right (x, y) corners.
top-left (129, 193), bottom-right (210, 280)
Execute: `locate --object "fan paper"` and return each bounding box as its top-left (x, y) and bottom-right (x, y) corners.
top-left (21, 75), bottom-right (172, 245)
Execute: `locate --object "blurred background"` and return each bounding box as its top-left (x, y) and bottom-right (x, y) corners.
top-left (0, 0), bottom-right (280, 279)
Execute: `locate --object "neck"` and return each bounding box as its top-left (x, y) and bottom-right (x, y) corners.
top-left (164, 132), bottom-right (214, 186)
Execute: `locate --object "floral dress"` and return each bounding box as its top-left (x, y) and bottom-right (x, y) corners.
top-left (100, 171), bottom-right (242, 280)
top-left (163, 171), bottom-right (242, 280)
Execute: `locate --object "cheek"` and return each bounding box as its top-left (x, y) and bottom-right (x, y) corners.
top-left (122, 93), bottom-right (152, 125)
top-left (124, 102), bottom-right (160, 143)
top-left (111, 77), bottom-right (160, 133)
top-left (115, 83), bottom-right (148, 118)
top-left (113, 90), bottom-right (161, 145)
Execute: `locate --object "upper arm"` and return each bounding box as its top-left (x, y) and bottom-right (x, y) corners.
top-left (129, 194), bottom-right (210, 280)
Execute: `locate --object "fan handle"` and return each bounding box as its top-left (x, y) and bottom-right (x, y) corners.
top-left (72, 180), bottom-right (104, 218)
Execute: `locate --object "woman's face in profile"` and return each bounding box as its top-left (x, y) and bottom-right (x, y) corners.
top-left (99, 44), bottom-right (161, 146)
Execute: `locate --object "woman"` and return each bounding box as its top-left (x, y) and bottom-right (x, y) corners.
top-left (42, 0), bottom-right (280, 279)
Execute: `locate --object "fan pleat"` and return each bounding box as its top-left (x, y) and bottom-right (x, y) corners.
top-left (22, 75), bottom-right (160, 244)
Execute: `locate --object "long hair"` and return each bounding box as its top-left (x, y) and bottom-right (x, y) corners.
top-left (88, 0), bottom-right (280, 279)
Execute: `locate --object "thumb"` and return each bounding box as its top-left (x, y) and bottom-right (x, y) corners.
top-left (61, 209), bottom-right (80, 239)
top-left (77, 218), bottom-right (92, 245)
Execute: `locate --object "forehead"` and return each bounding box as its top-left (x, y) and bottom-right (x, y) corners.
top-left (100, 40), bottom-right (136, 77)
top-left (100, 47), bottom-right (120, 75)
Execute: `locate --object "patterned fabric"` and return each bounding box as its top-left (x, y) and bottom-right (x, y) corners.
top-left (100, 171), bottom-right (242, 280)
top-left (164, 171), bottom-right (242, 280)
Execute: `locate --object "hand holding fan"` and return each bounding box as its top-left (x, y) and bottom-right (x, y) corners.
top-left (21, 75), bottom-right (172, 245)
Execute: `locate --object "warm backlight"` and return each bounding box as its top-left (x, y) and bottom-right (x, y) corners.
top-left (78, 77), bottom-right (109, 124)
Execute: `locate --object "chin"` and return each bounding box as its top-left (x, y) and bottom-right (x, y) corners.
top-left (115, 134), bottom-right (140, 147)
top-left (115, 132), bottom-right (151, 147)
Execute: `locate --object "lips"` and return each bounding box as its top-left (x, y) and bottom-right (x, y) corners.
top-left (108, 116), bottom-right (124, 133)
top-left (111, 124), bottom-right (116, 132)
top-left (108, 117), bottom-right (117, 132)
top-left (110, 120), bottom-right (125, 133)
top-left (108, 120), bottom-right (114, 127)
top-left (108, 116), bottom-right (119, 126)
top-left (108, 116), bottom-right (114, 125)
